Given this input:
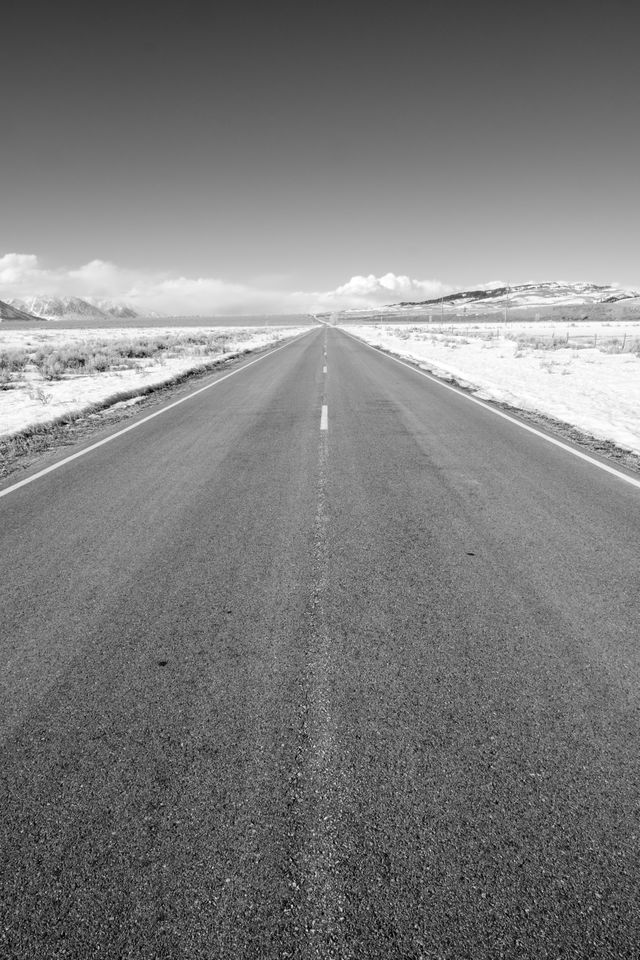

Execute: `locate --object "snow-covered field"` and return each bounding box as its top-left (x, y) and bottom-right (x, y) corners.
top-left (343, 321), bottom-right (640, 455)
top-left (0, 325), bottom-right (310, 438)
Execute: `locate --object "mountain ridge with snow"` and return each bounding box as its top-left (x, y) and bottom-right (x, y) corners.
top-left (396, 280), bottom-right (640, 310)
top-left (7, 296), bottom-right (140, 321)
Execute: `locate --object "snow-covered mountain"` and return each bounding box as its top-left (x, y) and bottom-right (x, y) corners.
top-left (7, 296), bottom-right (139, 321)
top-left (0, 299), bottom-right (44, 322)
top-left (9, 296), bottom-right (108, 320)
top-left (398, 281), bottom-right (640, 310)
top-left (84, 298), bottom-right (139, 319)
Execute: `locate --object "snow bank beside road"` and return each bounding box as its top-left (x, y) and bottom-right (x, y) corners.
top-left (0, 325), bottom-right (310, 438)
top-left (343, 322), bottom-right (640, 456)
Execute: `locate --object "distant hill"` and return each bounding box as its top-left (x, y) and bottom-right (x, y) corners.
top-left (397, 281), bottom-right (640, 311)
top-left (0, 299), bottom-right (44, 322)
top-left (7, 296), bottom-right (139, 321)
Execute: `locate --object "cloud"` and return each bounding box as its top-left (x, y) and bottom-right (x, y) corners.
top-left (472, 279), bottom-right (506, 290)
top-left (0, 253), bottom-right (40, 284)
top-left (0, 253), bottom-right (449, 315)
top-left (0, 254), bottom-right (133, 300)
top-left (68, 259), bottom-right (136, 294)
top-left (0, 253), bottom-right (261, 314)
top-left (315, 272), bottom-right (448, 308)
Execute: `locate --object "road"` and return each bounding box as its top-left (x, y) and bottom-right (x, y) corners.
top-left (1, 325), bottom-right (639, 958)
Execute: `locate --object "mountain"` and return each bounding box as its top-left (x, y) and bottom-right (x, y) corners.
top-left (84, 298), bottom-right (139, 319)
top-left (7, 296), bottom-right (138, 321)
top-left (8, 296), bottom-right (108, 320)
top-left (397, 281), bottom-right (640, 311)
top-left (0, 299), bottom-right (45, 322)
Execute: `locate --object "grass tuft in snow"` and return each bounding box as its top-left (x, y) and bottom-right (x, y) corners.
top-left (27, 332), bottom-right (249, 380)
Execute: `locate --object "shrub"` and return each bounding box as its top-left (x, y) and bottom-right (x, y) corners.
top-left (0, 349), bottom-right (29, 373)
top-left (27, 386), bottom-right (52, 404)
top-left (35, 353), bottom-right (66, 380)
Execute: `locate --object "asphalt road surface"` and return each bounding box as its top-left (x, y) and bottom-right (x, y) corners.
top-left (1, 326), bottom-right (640, 959)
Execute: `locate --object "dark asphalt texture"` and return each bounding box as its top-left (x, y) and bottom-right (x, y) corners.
top-left (1, 326), bottom-right (639, 958)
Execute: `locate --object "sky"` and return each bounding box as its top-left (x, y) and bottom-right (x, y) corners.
top-left (1, 0), bottom-right (639, 314)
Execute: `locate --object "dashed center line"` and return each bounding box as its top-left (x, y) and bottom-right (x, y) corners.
top-left (320, 405), bottom-right (328, 431)
top-left (323, 365), bottom-right (327, 374)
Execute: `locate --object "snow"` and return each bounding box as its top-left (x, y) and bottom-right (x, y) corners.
top-left (342, 321), bottom-right (640, 455)
top-left (333, 281), bottom-right (640, 319)
top-left (0, 325), bottom-right (310, 438)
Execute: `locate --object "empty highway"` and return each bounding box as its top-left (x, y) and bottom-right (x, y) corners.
top-left (1, 325), bottom-right (639, 958)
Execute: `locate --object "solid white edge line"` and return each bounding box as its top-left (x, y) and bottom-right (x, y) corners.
top-left (339, 327), bottom-right (640, 492)
top-left (0, 329), bottom-right (316, 500)
top-left (320, 405), bottom-right (328, 431)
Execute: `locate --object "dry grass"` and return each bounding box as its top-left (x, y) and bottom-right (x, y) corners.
top-left (0, 331), bottom-right (252, 388)
top-left (381, 323), bottom-right (640, 356)
top-left (505, 332), bottom-right (640, 354)
top-left (0, 349), bottom-right (30, 388)
top-left (0, 349), bottom-right (253, 479)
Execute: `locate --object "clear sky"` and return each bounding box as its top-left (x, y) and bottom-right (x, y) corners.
top-left (2, 0), bottom-right (639, 312)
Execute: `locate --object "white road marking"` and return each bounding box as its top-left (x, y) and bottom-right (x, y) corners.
top-left (323, 365), bottom-right (327, 374)
top-left (320, 405), bottom-right (328, 431)
top-left (341, 329), bottom-right (640, 493)
top-left (0, 330), bottom-right (315, 501)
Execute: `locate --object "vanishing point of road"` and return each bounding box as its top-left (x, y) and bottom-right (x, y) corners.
top-left (1, 326), bottom-right (639, 958)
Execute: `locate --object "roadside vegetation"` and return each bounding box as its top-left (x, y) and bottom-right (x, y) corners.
top-left (0, 331), bottom-right (255, 390)
top-left (0, 325), bottom-right (311, 478)
top-left (389, 323), bottom-right (640, 355)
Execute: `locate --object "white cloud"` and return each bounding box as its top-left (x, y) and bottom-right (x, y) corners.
top-left (68, 259), bottom-right (135, 294)
top-left (315, 272), bottom-right (448, 308)
top-left (472, 279), bottom-right (506, 290)
top-left (0, 253), bottom-right (449, 315)
top-left (0, 253), bottom-right (40, 284)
